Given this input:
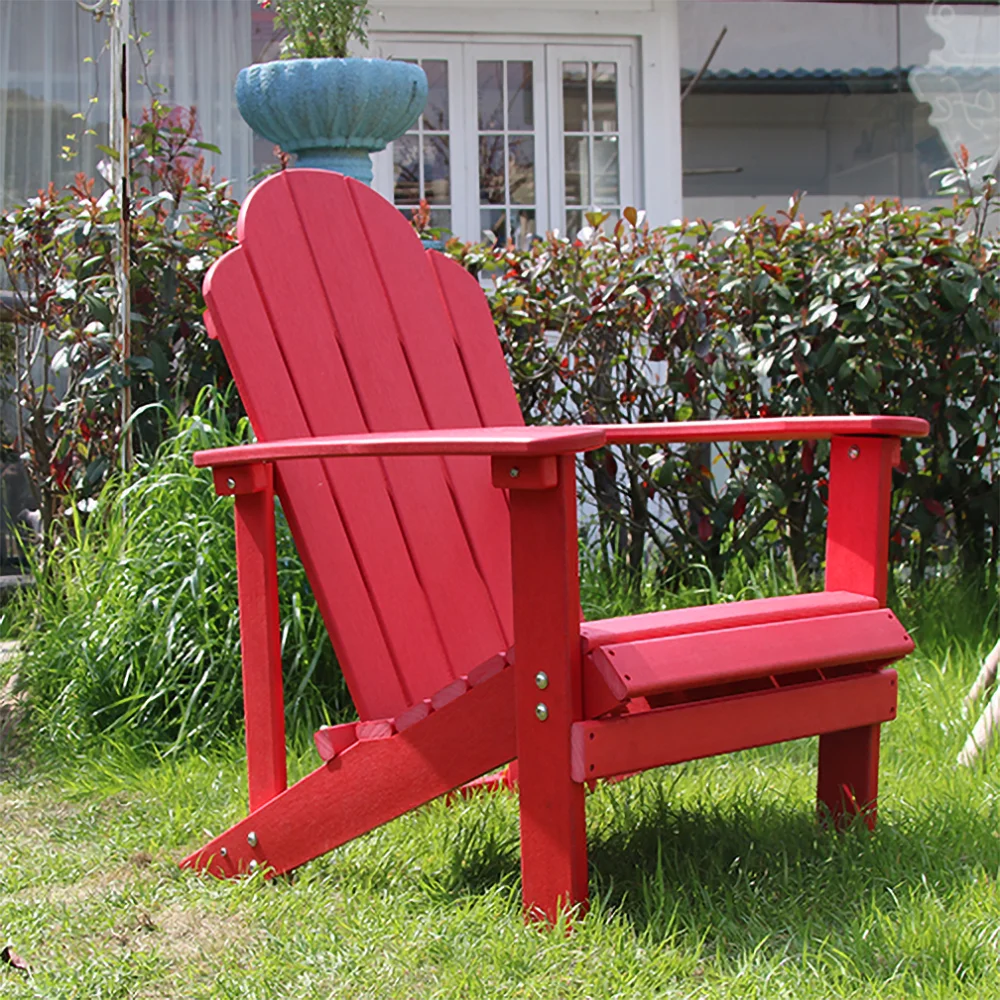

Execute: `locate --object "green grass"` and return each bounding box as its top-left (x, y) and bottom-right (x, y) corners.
top-left (1, 572), bottom-right (998, 997)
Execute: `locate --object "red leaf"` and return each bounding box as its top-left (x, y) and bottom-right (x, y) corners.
top-left (801, 441), bottom-right (814, 474)
top-left (732, 493), bottom-right (747, 521)
top-left (698, 516), bottom-right (712, 542)
top-left (923, 498), bottom-right (946, 518)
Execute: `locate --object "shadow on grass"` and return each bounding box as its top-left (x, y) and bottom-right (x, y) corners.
top-left (434, 774), bottom-right (1000, 981)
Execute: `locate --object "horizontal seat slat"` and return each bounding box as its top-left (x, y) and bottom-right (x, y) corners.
top-left (588, 608), bottom-right (912, 702)
top-left (581, 591), bottom-right (879, 652)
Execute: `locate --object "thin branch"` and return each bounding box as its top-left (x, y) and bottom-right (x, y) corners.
top-left (681, 26), bottom-right (728, 104)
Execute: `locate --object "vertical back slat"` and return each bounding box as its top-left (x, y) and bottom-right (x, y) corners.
top-left (204, 246), bottom-right (407, 718)
top-left (207, 169), bottom-right (523, 717)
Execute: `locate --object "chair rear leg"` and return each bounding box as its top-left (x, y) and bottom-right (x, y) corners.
top-left (817, 723), bottom-right (880, 830)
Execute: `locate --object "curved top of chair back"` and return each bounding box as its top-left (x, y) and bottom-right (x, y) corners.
top-left (204, 170), bottom-right (520, 719)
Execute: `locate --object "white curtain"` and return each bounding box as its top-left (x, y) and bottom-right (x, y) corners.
top-left (0, 0), bottom-right (253, 210)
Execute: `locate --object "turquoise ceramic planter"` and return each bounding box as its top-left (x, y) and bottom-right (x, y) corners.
top-left (235, 58), bottom-right (427, 185)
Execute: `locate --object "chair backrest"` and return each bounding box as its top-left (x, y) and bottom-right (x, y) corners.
top-left (203, 170), bottom-right (521, 720)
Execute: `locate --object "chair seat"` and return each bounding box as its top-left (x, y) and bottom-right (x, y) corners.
top-left (581, 591), bottom-right (913, 712)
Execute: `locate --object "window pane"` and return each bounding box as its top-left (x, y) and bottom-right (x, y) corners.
top-left (393, 134), bottom-right (419, 203)
top-left (593, 136), bottom-right (620, 204)
top-left (508, 135), bottom-right (535, 205)
top-left (562, 62), bottom-right (588, 132)
top-left (477, 60), bottom-right (504, 131)
top-left (564, 136), bottom-right (589, 205)
top-left (565, 209), bottom-right (584, 239)
top-left (428, 208), bottom-right (451, 232)
top-left (507, 61), bottom-right (534, 131)
top-left (592, 62), bottom-right (618, 132)
top-left (512, 208), bottom-right (536, 249)
top-left (479, 134), bottom-right (506, 204)
top-left (424, 135), bottom-right (450, 204)
top-left (481, 207), bottom-right (508, 242)
top-left (422, 59), bottom-right (449, 131)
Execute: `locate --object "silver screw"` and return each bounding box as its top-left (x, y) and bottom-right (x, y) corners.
top-left (227, 477), bottom-right (236, 489)
top-left (247, 831), bottom-right (258, 847)
top-left (248, 860), bottom-right (258, 872)
top-left (220, 847), bottom-right (228, 857)
top-left (848, 446), bottom-right (860, 460)
top-left (535, 703), bottom-right (549, 721)
top-left (535, 671), bottom-right (549, 690)
top-left (509, 467), bottom-right (520, 479)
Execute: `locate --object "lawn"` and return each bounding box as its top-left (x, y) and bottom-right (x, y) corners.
top-left (1, 574), bottom-right (998, 999)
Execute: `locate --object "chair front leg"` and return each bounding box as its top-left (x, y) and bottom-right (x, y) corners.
top-left (496, 453), bottom-right (588, 923)
top-left (213, 462), bottom-right (287, 812)
top-left (819, 435), bottom-right (897, 829)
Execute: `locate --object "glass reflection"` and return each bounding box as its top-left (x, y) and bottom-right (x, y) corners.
top-left (393, 134), bottom-right (419, 204)
top-left (477, 61), bottom-right (504, 131)
top-left (564, 136), bottom-right (589, 205)
top-left (594, 136), bottom-right (620, 203)
top-left (422, 59), bottom-right (449, 131)
top-left (479, 134), bottom-right (506, 204)
top-left (592, 62), bottom-right (618, 132)
top-left (507, 61), bottom-right (534, 130)
top-left (508, 135), bottom-right (535, 204)
top-left (562, 62), bottom-right (588, 132)
top-left (424, 135), bottom-right (450, 204)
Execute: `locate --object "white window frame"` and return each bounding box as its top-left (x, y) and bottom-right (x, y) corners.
top-left (372, 35), bottom-right (640, 243)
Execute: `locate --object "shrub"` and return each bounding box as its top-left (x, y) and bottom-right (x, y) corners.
top-left (9, 389), bottom-right (348, 755)
top-left (0, 102), bottom-right (240, 538)
top-left (449, 164), bottom-right (999, 584)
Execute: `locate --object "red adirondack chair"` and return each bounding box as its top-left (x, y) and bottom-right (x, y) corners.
top-left (180, 169), bottom-right (927, 922)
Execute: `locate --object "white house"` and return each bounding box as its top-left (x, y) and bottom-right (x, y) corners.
top-left (1, 0), bottom-right (998, 238)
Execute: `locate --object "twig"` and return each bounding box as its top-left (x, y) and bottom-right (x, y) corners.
top-left (681, 26), bottom-right (728, 103)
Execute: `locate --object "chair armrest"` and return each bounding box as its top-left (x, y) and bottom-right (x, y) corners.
top-left (193, 425), bottom-right (607, 468)
top-left (599, 416), bottom-right (928, 446)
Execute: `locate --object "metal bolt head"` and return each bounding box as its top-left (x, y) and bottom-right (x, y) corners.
top-left (248, 860), bottom-right (258, 872)
top-left (848, 446), bottom-right (860, 460)
top-left (227, 477), bottom-right (236, 489)
top-left (535, 702), bottom-right (549, 721)
top-left (247, 831), bottom-right (258, 847)
top-left (509, 467), bottom-right (520, 479)
top-left (220, 847), bottom-right (228, 857)
top-left (535, 671), bottom-right (549, 690)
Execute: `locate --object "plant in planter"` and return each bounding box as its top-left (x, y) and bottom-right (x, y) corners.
top-left (237, 0), bottom-right (427, 184)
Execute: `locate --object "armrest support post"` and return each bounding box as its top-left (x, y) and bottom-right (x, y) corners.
top-left (820, 434), bottom-right (898, 830)
top-left (228, 462), bottom-right (287, 812)
top-left (825, 435), bottom-right (899, 605)
top-left (506, 455), bottom-right (588, 922)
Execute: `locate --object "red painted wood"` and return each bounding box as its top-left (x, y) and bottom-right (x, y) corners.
top-left (314, 722), bottom-right (358, 761)
top-left (818, 435), bottom-right (900, 829)
top-left (589, 608), bottom-right (912, 701)
top-left (194, 427), bottom-right (604, 468)
top-left (181, 665), bottom-right (515, 878)
top-left (273, 171), bottom-right (504, 698)
top-left (572, 670), bottom-right (898, 783)
top-left (394, 699), bottom-right (432, 732)
top-left (357, 719), bottom-right (395, 741)
top-left (351, 186), bottom-right (519, 648)
top-left (468, 653), bottom-right (507, 687)
top-left (507, 454), bottom-right (588, 923)
top-left (491, 455), bottom-right (559, 490)
top-left (601, 416), bottom-right (927, 445)
top-left (205, 244), bottom-right (405, 719)
top-left (817, 724), bottom-right (881, 825)
top-left (430, 677), bottom-right (470, 710)
top-left (581, 591), bottom-right (879, 652)
top-left (232, 469), bottom-right (287, 811)
top-left (825, 436), bottom-right (897, 605)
